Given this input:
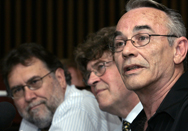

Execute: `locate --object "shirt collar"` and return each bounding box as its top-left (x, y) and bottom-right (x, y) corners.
top-left (65, 84), bottom-right (75, 99)
top-left (123, 102), bottom-right (143, 123)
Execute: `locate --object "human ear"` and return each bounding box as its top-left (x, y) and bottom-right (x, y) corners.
top-left (173, 37), bottom-right (188, 64)
top-left (55, 68), bottom-right (67, 89)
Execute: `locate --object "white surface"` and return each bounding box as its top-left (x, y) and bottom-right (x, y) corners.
top-left (0, 90), bottom-right (7, 96)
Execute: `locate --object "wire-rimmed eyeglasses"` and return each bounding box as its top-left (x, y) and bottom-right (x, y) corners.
top-left (10, 70), bottom-right (54, 99)
top-left (83, 61), bottom-right (113, 86)
top-left (109, 33), bottom-right (178, 52)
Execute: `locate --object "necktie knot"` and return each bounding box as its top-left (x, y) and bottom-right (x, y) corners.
top-left (122, 120), bottom-right (131, 131)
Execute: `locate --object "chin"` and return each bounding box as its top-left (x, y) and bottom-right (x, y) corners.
top-left (99, 102), bottom-right (111, 112)
top-left (98, 102), bottom-right (106, 109)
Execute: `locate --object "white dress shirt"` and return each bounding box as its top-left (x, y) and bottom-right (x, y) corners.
top-left (114, 102), bottom-right (143, 131)
top-left (19, 119), bottom-right (38, 131)
top-left (19, 85), bottom-right (121, 131)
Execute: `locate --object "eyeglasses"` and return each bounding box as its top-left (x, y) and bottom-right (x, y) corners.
top-left (10, 70), bottom-right (54, 99)
top-left (110, 33), bottom-right (178, 52)
top-left (83, 61), bottom-right (113, 86)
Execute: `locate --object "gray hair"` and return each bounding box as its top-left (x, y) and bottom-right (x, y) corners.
top-left (125, 0), bottom-right (187, 70)
top-left (126, 0), bottom-right (186, 41)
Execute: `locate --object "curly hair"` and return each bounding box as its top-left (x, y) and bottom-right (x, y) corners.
top-left (75, 26), bottom-right (115, 75)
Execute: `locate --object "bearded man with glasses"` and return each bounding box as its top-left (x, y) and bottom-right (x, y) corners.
top-left (1, 43), bottom-right (121, 131)
top-left (75, 26), bottom-right (142, 131)
top-left (112, 0), bottom-right (188, 131)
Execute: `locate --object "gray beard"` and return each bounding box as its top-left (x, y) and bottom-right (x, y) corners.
top-left (20, 101), bottom-right (54, 129)
top-left (19, 78), bottom-right (64, 129)
top-left (28, 103), bottom-right (53, 128)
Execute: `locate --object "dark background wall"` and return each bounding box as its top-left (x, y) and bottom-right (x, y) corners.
top-left (0, 0), bottom-right (187, 61)
top-left (0, 0), bottom-right (127, 60)
top-left (0, 0), bottom-right (187, 130)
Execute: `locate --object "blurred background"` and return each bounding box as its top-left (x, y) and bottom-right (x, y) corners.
top-left (0, 0), bottom-right (187, 130)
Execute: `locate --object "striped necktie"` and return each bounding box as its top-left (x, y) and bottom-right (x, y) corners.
top-left (122, 120), bottom-right (131, 131)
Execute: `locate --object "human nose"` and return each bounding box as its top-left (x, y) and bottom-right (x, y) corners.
top-left (24, 86), bottom-right (37, 102)
top-left (87, 72), bottom-right (100, 86)
top-left (122, 39), bottom-right (138, 59)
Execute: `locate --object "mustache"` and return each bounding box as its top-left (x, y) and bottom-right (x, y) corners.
top-left (123, 59), bottom-right (148, 68)
top-left (26, 100), bottom-right (46, 113)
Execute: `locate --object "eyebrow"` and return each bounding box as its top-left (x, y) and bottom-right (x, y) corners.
top-left (114, 25), bottom-right (154, 38)
top-left (114, 31), bottom-right (123, 38)
top-left (87, 61), bottom-right (101, 71)
top-left (92, 60), bottom-right (105, 68)
top-left (10, 76), bottom-right (40, 89)
top-left (133, 25), bottom-right (153, 32)
top-left (27, 76), bottom-right (41, 83)
top-left (10, 85), bottom-right (23, 92)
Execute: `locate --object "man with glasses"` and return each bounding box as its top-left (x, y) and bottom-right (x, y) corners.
top-left (75, 26), bottom-right (142, 131)
top-left (1, 43), bottom-right (121, 131)
top-left (111, 0), bottom-right (188, 130)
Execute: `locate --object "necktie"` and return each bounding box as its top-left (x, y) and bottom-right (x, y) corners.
top-left (122, 120), bottom-right (131, 131)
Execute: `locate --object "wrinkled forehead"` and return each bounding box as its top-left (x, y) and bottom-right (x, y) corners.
top-left (116, 7), bottom-right (169, 35)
